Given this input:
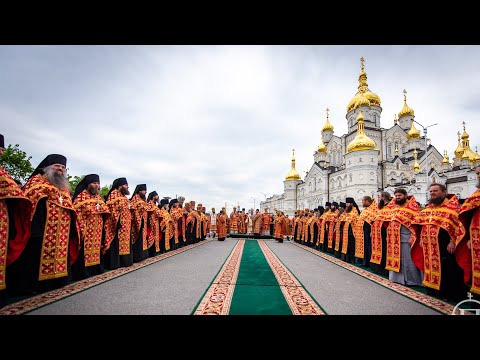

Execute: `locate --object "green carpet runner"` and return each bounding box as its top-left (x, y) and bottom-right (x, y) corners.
top-left (228, 240), bottom-right (292, 315)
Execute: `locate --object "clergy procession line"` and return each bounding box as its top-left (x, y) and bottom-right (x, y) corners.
top-left (1, 130), bottom-right (480, 313)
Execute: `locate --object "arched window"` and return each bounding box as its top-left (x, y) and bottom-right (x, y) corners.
top-left (373, 114), bottom-right (377, 124)
top-left (388, 145), bottom-right (392, 157)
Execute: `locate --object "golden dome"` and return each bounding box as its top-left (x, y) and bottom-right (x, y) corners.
top-left (354, 93), bottom-right (371, 108)
top-left (398, 89), bottom-right (415, 118)
top-left (285, 149), bottom-right (301, 181)
top-left (454, 131), bottom-right (464, 158)
top-left (441, 150), bottom-right (450, 165)
top-left (407, 120), bottom-right (421, 140)
top-left (347, 111), bottom-right (377, 153)
top-left (322, 108), bottom-right (334, 132)
top-left (317, 137), bottom-right (327, 153)
top-left (346, 57), bottom-right (381, 112)
top-left (462, 148), bottom-right (470, 160)
top-left (460, 122), bottom-right (477, 162)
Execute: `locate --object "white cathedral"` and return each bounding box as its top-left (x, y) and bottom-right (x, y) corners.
top-left (260, 57), bottom-right (480, 216)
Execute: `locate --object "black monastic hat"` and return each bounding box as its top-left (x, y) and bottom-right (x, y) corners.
top-left (169, 198), bottom-right (179, 209)
top-left (331, 202), bottom-right (339, 207)
top-left (131, 183), bottom-right (147, 199)
top-left (105, 177), bottom-right (128, 200)
top-left (72, 173), bottom-right (100, 200)
top-left (159, 198), bottom-right (169, 207)
top-left (147, 191), bottom-right (158, 202)
top-left (28, 154), bottom-right (67, 180)
top-left (0, 134), bottom-right (4, 148)
top-left (340, 202), bottom-right (346, 208)
top-left (345, 197), bottom-right (355, 203)
top-left (325, 202), bottom-right (331, 206)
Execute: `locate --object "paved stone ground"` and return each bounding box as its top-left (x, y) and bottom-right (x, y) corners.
top-left (265, 239), bottom-right (440, 315)
top-left (28, 239), bottom-right (238, 315)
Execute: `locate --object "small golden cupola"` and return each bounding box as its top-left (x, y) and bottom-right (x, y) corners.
top-left (285, 149), bottom-right (301, 180)
top-left (346, 57), bottom-right (381, 112)
top-left (475, 147), bottom-right (480, 162)
top-left (460, 121), bottom-right (477, 162)
top-left (317, 136), bottom-right (327, 153)
top-left (407, 120), bottom-right (421, 140)
top-left (413, 147), bottom-right (420, 172)
top-left (441, 150), bottom-right (450, 165)
top-left (454, 131), bottom-right (464, 158)
top-left (347, 111), bottom-right (377, 153)
top-left (322, 108), bottom-right (334, 133)
top-left (398, 89), bottom-right (415, 118)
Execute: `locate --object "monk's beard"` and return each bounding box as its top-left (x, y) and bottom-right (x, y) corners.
top-left (429, 196), bottom-right (445, 206)
top-left (395, 198), bottom-right (406, 205)
top-left (88, 185), bottom-right (100, 196)
top-left (346, 207), bottom-right (352, 213)
top-left (120, 187), bottom-right (130, 196)
top-left (44, 166), bottom-right (71, 191)
top-left (140, 194), bottom-right (146, 201)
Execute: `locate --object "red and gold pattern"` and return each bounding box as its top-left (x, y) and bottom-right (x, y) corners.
top-left (159, 208), bottom-right (174, 251)
top-left (385, 196), bottom-right (420, 273)
top-left (458, 189), bottom-right (480, 295)
top-left (293, 241), bottom-right (464, 315)
top-left (170, 207), bottom-right (184, 245)
top-left (0, 238), bottom-right (213, 315)
top-left (23, 174), bottom-right (79, 280)
top-left (216, 213), bottom-right (228, 239)
top-left (73, 190), bottom-right (110, 267)
top-left (258, 240), bottom-right (324, 315)
top-left (147, 201), bottom-right (162, 252)
top-left (130, 194), bottom-right (150, 250)
top-left (194, 240), bottom-right (245, 315)
top-left (325, 210), bottom-right (339, 248)
top-left (1, 165), bottom-right (33, 290)
top-left (104, 189), bottom-right (131, 255)
top-left (341, 208), bottom-right (361, 256)
top-left (412, 194), bottom-right (466, 290)
top-left (359, 199), bottom-right (378, 225)
top-left (0, 200), bottom-right (8, 290)
top-left (334, 212), bottom-right (346, 252)
top-left (261, 212), bottom-right (271, 232)
top-left (370, 200), bottom-right (396, 265)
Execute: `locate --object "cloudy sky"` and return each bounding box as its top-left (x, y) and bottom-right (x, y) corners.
top-left (1, 45), bottom-right (479, 212)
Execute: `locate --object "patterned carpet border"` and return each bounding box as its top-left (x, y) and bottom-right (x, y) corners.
top-left (292, 242), bottom-right (462, 315)
top-left (258, 240), bottom-right (325, 315)
top-left (194, 240), bottom-right (244, 315)
top-left (0, 239), bottom-right (213, 315)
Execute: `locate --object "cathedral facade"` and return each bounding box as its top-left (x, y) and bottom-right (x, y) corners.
top-left (260, 58), bottom-right (480, 217)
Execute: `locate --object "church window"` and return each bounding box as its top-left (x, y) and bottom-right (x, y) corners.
top-left (388, 145), bottom-right (392, 156)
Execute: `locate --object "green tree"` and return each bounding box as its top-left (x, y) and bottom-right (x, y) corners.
top-left (67, 174), bottom-right (84, 192)
top-left (101, 184), bottom-right (112, 199)
top-left (0, 144), bottom-right (35, 185)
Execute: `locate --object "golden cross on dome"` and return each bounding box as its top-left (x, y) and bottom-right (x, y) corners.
top-left (292, 148), bottom-right (295, 156)
top-left (403, 89), bottom-right (407, 101)
top-left (326, 107), bottom-right (330, 118)
top-left (463, 121), bottom-right (466, 130)
top-left (457, 131), bottom-right (461, 139)
top-left (360, 57), bottom-right (365, 70)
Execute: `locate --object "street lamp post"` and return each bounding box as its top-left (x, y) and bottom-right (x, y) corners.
top-left (413, 119), bottom-right (438, 203)
top-left (250, 197), bottom-right (257, 210)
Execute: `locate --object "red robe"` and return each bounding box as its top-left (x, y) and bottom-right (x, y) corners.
top-left (73, 189), bottom-right (110, 267)
top-left (0, 165), bottom-right (32, 290)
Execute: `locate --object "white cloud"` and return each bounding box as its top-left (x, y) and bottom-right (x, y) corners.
top-left (1, 45), bottom-right (479, 213)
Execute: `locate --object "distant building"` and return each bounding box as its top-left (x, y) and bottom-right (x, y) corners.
top-left (261, 58), bottom-right (480, 216)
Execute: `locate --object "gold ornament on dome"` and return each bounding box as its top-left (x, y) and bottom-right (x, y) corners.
top-left (407, 120), bottom-right (421, 140)
top-left (347, 57), bottom-right (381, 112)
top-left (398, 89), bottom-right (415, 118)
top-left (322, 108), bottom-right (334, 132)
top-left (285, 148), bottom-right (301, 180)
